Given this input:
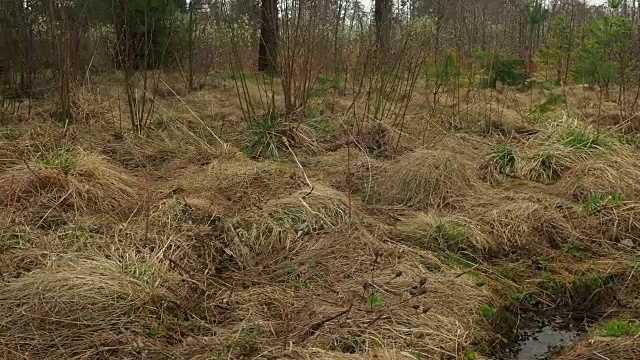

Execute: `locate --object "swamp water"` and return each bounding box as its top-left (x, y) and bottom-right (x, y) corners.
top-left (500, 317), bottom-right (583, 360)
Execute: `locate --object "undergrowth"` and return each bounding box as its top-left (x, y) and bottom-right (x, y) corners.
top-left (559, 129), bottom-right (604, 150)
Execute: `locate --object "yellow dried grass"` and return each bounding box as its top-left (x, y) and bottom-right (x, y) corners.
top-left (0, 257), bottom-right (187, 358)
top-left (465, 191), bottom-right (577, 252)
top-left (558, 149), bottom-right (640, 201)
top-left (556, 335), bottom-right (640, 360)
top-left (0, 151), bottom-right (141, 216)
top-left (380, 149), bottom-right (474, 208)
top-left (226, 185), bottom-right (354, 268)
top-left (396, 212), bottom-right (495, 254)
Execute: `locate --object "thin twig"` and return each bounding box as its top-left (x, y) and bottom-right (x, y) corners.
top-left (283, 137), bottom-right (313, 191)
top-left (36, 189), bottom-right (72, 228)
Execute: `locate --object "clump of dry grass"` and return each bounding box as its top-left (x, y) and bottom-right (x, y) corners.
top-left (478, 144), bottom-right (518, 183)
top-left (303, 146), bottom-right (382, 204)
top-left (226, 185), bottom-right (354, 268)
top-left (397, 212), bottom-right (494, 254)
top-left (0, 150), bottom-right (141, 218)
top-left (575, 202), bottom-right (640, 246)
top-left (466, 191), bottom-right (576, 252)
top-left (0, 256), bottom-right (197, 358)
top-left (522, 145), bottom-right (574, 183)
top-left (558, 149), bottom-right (640, 202)
top-left (458, 99), bottom-right (537, 136)
top-left (557, 335), bottom-right (640, 360)
top-left (165, 155), bottom-right (299, 217)
top-left (350, 122), bottom-right (407, 158)
top-left (224, 254), bottom-right (501, 359)
top-left (380, 149), bottom-right (474, 208)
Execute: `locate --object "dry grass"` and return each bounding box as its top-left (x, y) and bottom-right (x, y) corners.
top-left (464, 191), bottom-right (577, 252)
top-left (558, 149), bottom-right (640, 202)
top-left (578, 202), bottom-right (640, 245)
top-left (0, 151), bottom-right (141, 217)
top-left (478, 144), bottom-right (518, 184)
top-left (221, 253), bottom-right (500, 359)
top-left (521, 144), bottom-right (574, 183)
top-left (225, 185), bottom-right (355, 268)
top-left (350, 122), bottom-right (408, 158)
top-left (557, 335), bottom-right (640, 360)
top-left (396, 212), bottom-right (494, 254)
top-left (4, 77), bottom-right (640, 359)
top-left (0, 256), bottom-right (195, 358)
top-left (380, 149), bottom-right (474, 208)
top-left (163, 154), bottom-right (299, 217)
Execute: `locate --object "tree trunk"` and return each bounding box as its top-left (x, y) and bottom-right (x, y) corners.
top-left (374, 0), bottom-right (392, 51)
top-left (187, 0), bottom-right (197, 90)
top-left (258, 0), bottom-right (278, 73)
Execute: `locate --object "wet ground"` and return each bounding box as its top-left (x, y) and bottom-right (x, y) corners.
top-left (501, 317), bottom-right (583, 360)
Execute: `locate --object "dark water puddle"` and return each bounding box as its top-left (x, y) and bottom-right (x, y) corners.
top-left (500, 317), bottom-right (583, 360)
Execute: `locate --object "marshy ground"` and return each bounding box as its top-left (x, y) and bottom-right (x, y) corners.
top-left (1, 74), bottom-right (639, 359)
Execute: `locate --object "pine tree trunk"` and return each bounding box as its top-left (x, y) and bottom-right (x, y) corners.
top-left (258, 0), bottom-right (278, 73)
top-left (375, 0), bottom-right (392, 51)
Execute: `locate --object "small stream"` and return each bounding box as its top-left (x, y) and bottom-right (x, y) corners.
top-left (501, 317), bottom-right (583, 360)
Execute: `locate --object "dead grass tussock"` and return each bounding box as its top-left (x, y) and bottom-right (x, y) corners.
top-left (557, 335), bottom-right (640, 360)
top-left (0, 121), bottom-right (67, 170)
top-left (558, 148), bottom-right (640, 201)
top-left (304, 147), bottom-right (382, 203)
top-left (0, 256), bottom-right (192, 358)
top-left (166, 154), bottom-right (299, 217)
top-left (521, 143), bottom-right (576, 183)
top-left (227, 256), bottom-right (499, 359)
top-left (227, 185), bottom-right (354, 268)
top-left (397, 212), bottom-right (495, 254)
top-left (0, 151), bottom-right (140, 214)
top-left (294, 348), bottom-right (420, 359)
top-left (459, 99), bottom-right (536, 136)
top-left (478, 144), bottom-right (518, 184)
top-left (351, 122), bottom-right (408, 158)
top-left (578, 202), bottom-right (640, 245)
top-left (380, 149), bottom-right (474, 208)
top-left (466, 191), bottom-right (576, 251)
top-left (100, 124), bottom-right (226, 170)
top-left (0, 150), bottom-right (141, 216)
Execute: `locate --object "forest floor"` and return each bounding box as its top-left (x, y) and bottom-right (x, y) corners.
top-left (1, 74), bottom-right (639, 359)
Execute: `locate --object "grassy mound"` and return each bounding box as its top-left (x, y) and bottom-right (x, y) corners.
top-left (557, 335), bottom-right (640, 360)
top-left (576, 201), bottom-right (640, 246)
top-left (397, 212), bottom-right (494, 254)
top-left (0, 151), bottom-right (141, 217)
top-left (478, 144), bottom-right (518, 183)
top-left (522, 145), bottom-right (573, 183)
top-left (221, 257), bottom-right (500, 359)
top-left (467, 192), bottom-right (576, 252)
top-left (559, 150), bottom-right (640, 201)
top-left (0, 257), bottom-right (196, 358)
top-left (350, 122), bottom-right (407, 158)
top-left (226, 185), bottom-right (354, 268)
top-left (165, 155), bottom-right (299, 217)
top-left (380, 149), bottom-right (474, 208)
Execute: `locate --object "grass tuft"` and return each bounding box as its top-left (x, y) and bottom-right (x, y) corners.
top-left (227, 185), bottom-right (353, 268)
top-left (524, 148), bottom-right (567, 183)
top-left (0, 257), bottom-right (195, 358)
top-left (39, 151), bottom-right (77, 175)
top-left (0, 151), bottom-right (141, 215)
top-left (243, 112), bottom-right (285, 159)
top-left (381, 149), bottom-right (473, 208)
top-left (397, 212), bottom-right (494, 254)
top-left (559, 129), bottom-right (604, 150)
top-left (581, 191), bottom-right (623, 213)
top-left (479, 144), bottom-right (517, 182)
top-left (599, 319), bottom-right (640, 337)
